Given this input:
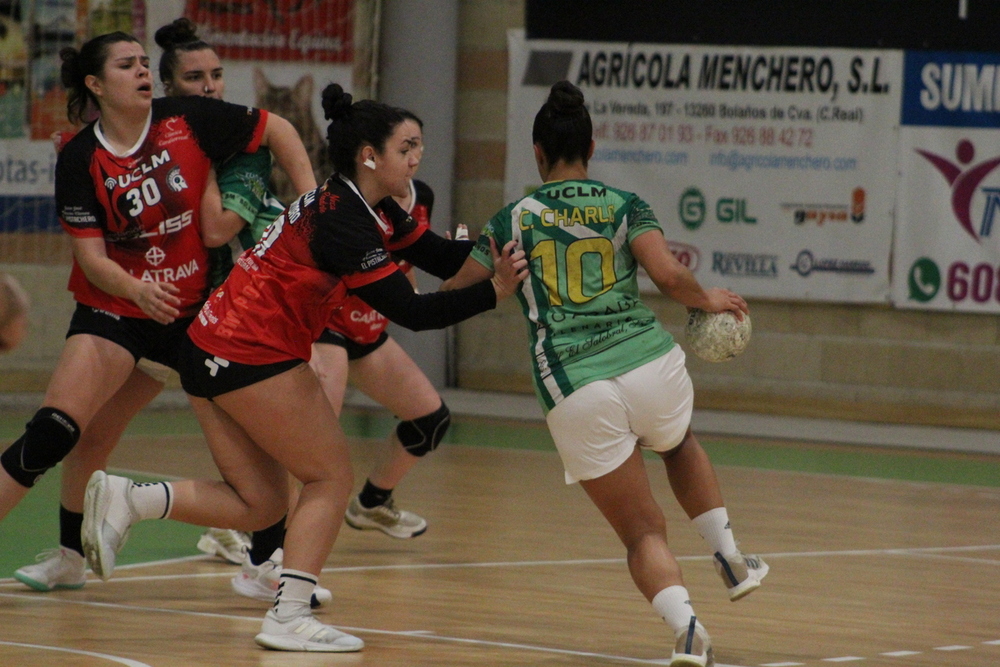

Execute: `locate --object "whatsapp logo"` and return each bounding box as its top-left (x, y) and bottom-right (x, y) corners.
top-left (679, 187), bottom-right (706, 230)
top-left (908, 257), bottom-right (940, 303)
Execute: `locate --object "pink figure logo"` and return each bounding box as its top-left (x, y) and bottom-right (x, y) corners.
top-left (917, 139), bottom-right (1000, 243)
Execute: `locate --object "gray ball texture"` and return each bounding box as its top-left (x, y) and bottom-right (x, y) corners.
top-left (684, 309), bottom-right (751, 362)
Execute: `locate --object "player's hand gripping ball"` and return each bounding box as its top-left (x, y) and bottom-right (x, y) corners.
top-left (684, 309), bottom-right (751, 362)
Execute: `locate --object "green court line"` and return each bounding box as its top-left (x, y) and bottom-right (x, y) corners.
top-left (1, 407), bottom-right (998, 487)
top-left (1, 406), bottom-right (998, 578)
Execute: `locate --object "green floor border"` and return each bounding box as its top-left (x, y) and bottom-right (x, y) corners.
top-left (2, 406), bottom-right (999, 488)
top-left (2, 406), bottom-right (999, 577)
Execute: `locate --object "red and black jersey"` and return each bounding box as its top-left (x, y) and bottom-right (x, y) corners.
top-left (189, 175), bottom-right (425, 364)
top-left (56, 96), bottom-right (268, 318)
top-left (326, 179), bottom-right (434, 344)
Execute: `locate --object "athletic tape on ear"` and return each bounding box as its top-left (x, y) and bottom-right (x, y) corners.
top-left (396, 402), bottom-right (450, 457)
top-left (363, 158), bottom-right (376, 170)
top-left (0, 407), bottom-right (80, 488)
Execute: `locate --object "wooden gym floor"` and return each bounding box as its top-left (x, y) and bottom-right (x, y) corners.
top-left (0, 407), bottom-right (998, 666)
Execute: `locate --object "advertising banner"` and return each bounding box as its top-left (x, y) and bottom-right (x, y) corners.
top-left (184, 0), bottom-right (353, 63)
top-left (506, 30), bottom-right (902, 302)
top-left (893, 51), bottom-right (1000, 312)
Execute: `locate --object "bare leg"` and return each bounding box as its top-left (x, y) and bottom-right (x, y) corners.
top-left (0, 334), bottom-right (134, 522)
top-left (579, 446), bottom-right (683, 602)
top-left (172, 396), bottom-right (289, 530)
top-left (61, 368), bottom-right (164, 512)
top-left (309, 342), bottom-right (350, 418)
top-left (185, 364), bottom-right (353, 575)
top-left (659, 428), bottom-right (724, 520)
top-left (346, 337), bottom-right (442, 489)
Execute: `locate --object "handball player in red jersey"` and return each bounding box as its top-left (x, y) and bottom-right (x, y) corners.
top-left (0, 31), bottom-right (314, 537)
top-left (81, 84), bottom-right (528, 652)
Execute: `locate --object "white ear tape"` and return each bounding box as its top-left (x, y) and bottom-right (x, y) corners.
top-left (363, 158), bottom-right (376, 170)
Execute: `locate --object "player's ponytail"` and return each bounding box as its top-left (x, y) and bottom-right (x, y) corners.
top-left (532, 80), bottom-right (593, 167)
top-left (321, 83), bottom-right (403, 180)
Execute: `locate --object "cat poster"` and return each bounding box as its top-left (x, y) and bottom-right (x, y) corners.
top-left (167, 1), bottom-right (356, 199)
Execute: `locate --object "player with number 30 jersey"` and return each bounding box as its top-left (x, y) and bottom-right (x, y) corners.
top-left (57, 95), bottom-right (267, 318)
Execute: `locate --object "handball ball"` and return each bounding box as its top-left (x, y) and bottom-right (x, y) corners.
top-left (684, 309), bottom-right (751, 363)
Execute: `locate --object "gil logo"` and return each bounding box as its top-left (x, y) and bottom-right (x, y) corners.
top-left (678, 187), bottom-right (705, 230)
top-left (907, 257), bottom-right (940, 302)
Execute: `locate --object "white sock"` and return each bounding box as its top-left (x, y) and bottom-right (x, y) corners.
top-left (692, 507), bottom-right (738, 556)
top-left (651, 585), bottom-right (697, 635)
top-left (273, 569), bottom-right (317, 620)
top-left (129, 481), bottom-right (173, 520)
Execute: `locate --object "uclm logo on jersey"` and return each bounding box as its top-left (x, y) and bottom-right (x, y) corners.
top-left (917, 139), bottom-right (1000, 243)
top-left (112, 150), bottom-right (173, 189)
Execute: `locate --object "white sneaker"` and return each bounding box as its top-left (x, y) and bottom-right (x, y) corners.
top-left (231, 549), bottom-right (332, 608)
top-left (232, 549), bottom-right (282, 602)
top-left (671, 618), bottom-right (714, 667)
top-left (197, 528), bottom-right (250, 565)
top-left (713, 550), bottom-right (770, 601)
top-left (82, 471), bottom-right (139, 581)
top-left (14, 548), bottom-right (87, 591)
top-left (344, 495), bottom-right (427, 538)
top-left (255, 609), bottom-right (363, 652)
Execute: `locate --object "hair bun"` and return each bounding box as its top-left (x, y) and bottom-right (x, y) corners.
top-left (154, 17), bottom-right (199, 50)
top-left (321, 83), bottom-right (352, 121)
top-left (59, 47), bottom-right (81, 88)
top-left (547, 80), bottom-right (585, 115)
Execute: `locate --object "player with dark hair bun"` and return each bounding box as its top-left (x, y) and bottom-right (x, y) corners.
top-left (153, 17), bottom-right (214, 92)
top-left (444, 81), bottom-right (768, 667)
top-left (0, 30), bottom-right (314, 583)
top-left (11, 20), bottom-right (320, 595)
top-left (310, 105), bottom-right (448, 542)
top-left (80, 84), bottom-right (528, 652)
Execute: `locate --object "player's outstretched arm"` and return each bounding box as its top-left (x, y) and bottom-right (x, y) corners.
top-left (631, 229), bottom-right (747, 319)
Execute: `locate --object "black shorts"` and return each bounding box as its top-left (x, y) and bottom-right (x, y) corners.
top-left (177, 335), bottom-right (303, 399)
top-left (66, 303), bottom-right (194, 371)
top-left (315, 329), bottom-right (389, 360)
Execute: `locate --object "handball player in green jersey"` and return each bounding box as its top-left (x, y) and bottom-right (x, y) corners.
top-left (444, 81), bottom-right (769, 667)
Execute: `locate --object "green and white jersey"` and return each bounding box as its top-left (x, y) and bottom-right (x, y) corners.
top-left (208, 148), bottom-right (286, 288)
top-left (470, 178), bottom-right (674, 413)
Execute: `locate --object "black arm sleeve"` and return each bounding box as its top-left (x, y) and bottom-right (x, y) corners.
top-left (350, 270), bottom-right (496, 331)
top-left (393, 230), bottom-right (475, 280)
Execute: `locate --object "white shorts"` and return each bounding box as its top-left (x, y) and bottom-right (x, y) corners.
top-left (545, 345), bottom-right (694, 484)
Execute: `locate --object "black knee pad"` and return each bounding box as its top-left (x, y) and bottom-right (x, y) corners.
top-left (396, 402), bottom-right (450, 457)
top-left (0, 407), bottom-right (80, 488)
